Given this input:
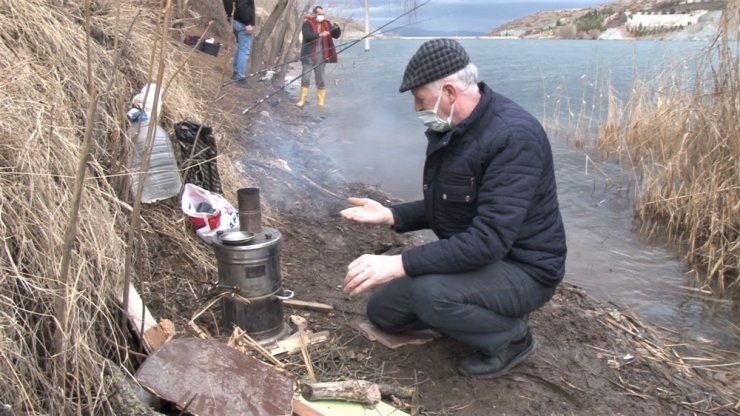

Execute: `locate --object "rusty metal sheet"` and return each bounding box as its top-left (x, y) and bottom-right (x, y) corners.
top-left (135, 337), bottom-right (294, 416)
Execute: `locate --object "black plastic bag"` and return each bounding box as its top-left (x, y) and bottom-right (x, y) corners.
top-left (174, 121), bottom-right (222, 194)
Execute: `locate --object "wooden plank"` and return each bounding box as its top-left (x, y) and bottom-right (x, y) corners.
top-left (269, 330), bottom-right (330, 356)
top-left (302, 381), bottom-right (380, 405)
top-left (124, 284), bottom-right (157, 333)
top-left (121, 283), bottom-right (164, 352)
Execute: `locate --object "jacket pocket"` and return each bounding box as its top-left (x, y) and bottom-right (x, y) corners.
top-left (438, 175), bottom-right (477, 204)
top-left (432, 174), bottom-right (478, 236)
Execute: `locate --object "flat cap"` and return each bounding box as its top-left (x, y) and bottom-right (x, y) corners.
top-left (399, 38), bottom-right (470, 93)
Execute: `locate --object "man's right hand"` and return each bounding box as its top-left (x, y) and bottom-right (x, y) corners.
top-left (340, 197), bottom-right (393, 225)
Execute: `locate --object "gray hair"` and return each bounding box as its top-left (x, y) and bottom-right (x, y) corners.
top-left (427, 63), bottom-right (479, 94)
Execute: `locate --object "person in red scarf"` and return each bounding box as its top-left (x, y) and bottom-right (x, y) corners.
top-left (296, 6), bottom-right (341, 108)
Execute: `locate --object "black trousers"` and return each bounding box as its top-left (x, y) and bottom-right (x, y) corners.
top-left (366, 260), bottom-right (557, 355)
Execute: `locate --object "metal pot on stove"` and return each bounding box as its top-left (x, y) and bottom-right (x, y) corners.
top-left (211, 189), bottom-right (292, 343)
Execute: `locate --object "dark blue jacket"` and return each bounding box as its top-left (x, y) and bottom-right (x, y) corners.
top-left (222, 0), bottom-right (255, 26)
top-left (391, 83), bottom-right (567, 287)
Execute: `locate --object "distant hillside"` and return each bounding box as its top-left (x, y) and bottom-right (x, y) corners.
top-left (489, 0), bottom-right (728, 40)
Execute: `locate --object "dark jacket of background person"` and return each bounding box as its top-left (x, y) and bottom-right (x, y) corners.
top-left (300, 16), bottom-right (341, 64)
top-left (222, 0), bottom-right (255, 25)
top-left (390, 82), bottom-right (567, 287)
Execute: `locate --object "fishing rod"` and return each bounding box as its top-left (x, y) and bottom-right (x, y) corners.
top-left (241, 0), bottom-right (431, 115)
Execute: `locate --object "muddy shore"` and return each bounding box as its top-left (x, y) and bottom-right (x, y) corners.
top-left (147, 50), bottom-right (738, 415)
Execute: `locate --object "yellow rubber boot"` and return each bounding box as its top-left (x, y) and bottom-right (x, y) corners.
top-left (296, 86), bottom-right (309, 108)
top-left (317, 88), bottom-right (326, 108)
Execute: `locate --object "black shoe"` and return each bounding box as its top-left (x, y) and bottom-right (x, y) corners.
top-left (456, 330), bottom-right (536, 379)
top-left (222, 77), bottom-right (249, 88)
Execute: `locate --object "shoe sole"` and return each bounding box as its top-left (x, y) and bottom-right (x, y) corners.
top-left (222, 80), bottom-right (248, 87)
top-left (458, 339), bottom-right (538, 380)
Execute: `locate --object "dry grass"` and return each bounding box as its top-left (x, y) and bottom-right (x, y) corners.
top-left (0, 0), bottom-right (255, 413)
top-left (601, 307), bottom-right (739, 413)
top-left (594, 3), bottom-right (739, 296)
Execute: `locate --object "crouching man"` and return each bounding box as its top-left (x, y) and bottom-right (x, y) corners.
top-left (340, 38), bottom-right (567, 379)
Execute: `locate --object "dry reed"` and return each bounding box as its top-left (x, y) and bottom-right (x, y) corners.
top-left (0, 0), bottom-right (252, 413)
top-left (594, 3), bottom-right (739, 296)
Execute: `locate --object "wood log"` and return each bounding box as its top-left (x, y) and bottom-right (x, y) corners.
top-left (105, 361), bottom-right (164, 416)
top-left (378, 383), bottom-right (415, 400)
top-left (302, 380), bottom-right (381, 406)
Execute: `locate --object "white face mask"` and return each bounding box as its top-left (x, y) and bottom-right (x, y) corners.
top-left (416, 85), bottom-right (455, 133)
top-left (315, 15), bottom-right (325, 23)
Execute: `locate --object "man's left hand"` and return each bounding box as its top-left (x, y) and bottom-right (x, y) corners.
top-left (343, 254), bottom-right (405, 296)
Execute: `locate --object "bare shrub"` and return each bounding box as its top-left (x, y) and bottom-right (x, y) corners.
top-left (555, 24), bottom-right (577, 39)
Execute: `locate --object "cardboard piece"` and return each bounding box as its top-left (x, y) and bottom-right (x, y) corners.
top-left (143, 318), bottom-right (176, 350)
top-left (351, 319), bottom-right (438, 350)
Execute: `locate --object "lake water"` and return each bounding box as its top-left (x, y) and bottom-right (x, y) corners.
top-left (290, 38), bottom-right (737, 350)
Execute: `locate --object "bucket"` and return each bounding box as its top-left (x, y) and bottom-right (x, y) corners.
top-left (201, 41), bottom-right (221, 56)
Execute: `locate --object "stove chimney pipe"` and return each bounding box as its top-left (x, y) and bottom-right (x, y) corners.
top-left (237, 187), bottom-right (262, 234)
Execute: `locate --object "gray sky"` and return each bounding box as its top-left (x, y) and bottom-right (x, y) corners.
top-left (330, 0), bottom-right (612, 35)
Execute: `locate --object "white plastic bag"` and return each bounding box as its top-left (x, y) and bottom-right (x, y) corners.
top-left (181, 183), bottom-right (239, 238)
top-left (127, 82), bottom-right (163, 122)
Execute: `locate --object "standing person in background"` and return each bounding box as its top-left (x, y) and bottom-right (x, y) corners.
top-left (296, 6), bottom-right (341, 108)
top-left (222, 0), bottom-right (256, 87)
top-left (339, 39), bottom-right (567, 379)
